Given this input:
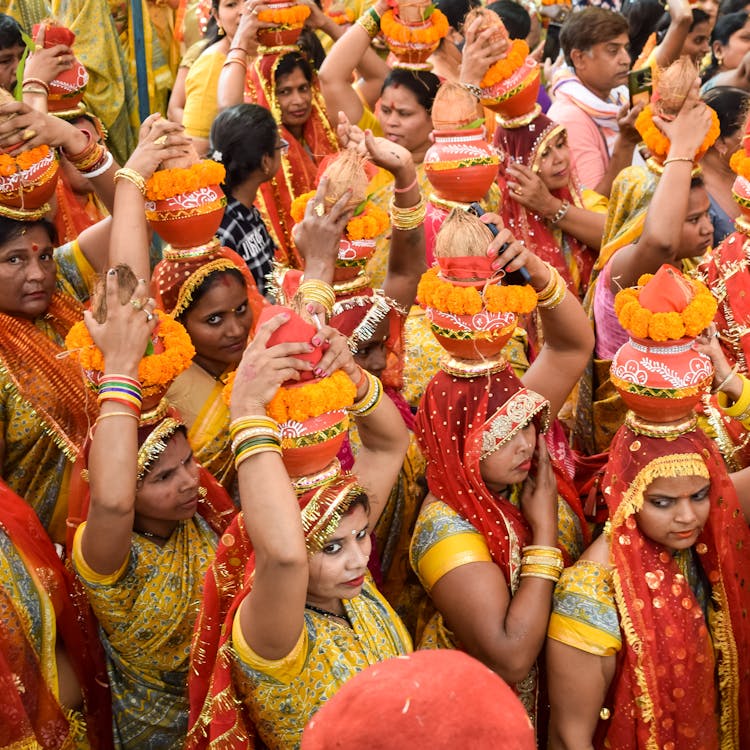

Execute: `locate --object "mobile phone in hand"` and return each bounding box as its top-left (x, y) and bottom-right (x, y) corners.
top-left (467, 202), bottom-right (532, 285)
top-left (628, 67), bottom-right (652, 109)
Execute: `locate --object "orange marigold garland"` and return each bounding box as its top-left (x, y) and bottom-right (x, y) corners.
top-left (0, 145), bottom-right (53, 177)
top-left (145, 160), bottom-right (226, 201)
top-left (222, 369), bottom-right (356, 422)
top-left (614, 273), bottom-right (717, 341)
top-left (417, 266), bottom-right (537, 315)
top-left (635, 104), bottom-right (720, 163)
top-left (257, 4), bottom-right (310, 25)
top-left (730, 148), bottom-right (750, 179)
top-left (380, 8), bottom-right (449, 45)
top-left (480, 39), bottom-right (529, 89)
top-left (290, 191), bottom-right (390, 240)
top-left (65, 311), bottom-right (196, 395)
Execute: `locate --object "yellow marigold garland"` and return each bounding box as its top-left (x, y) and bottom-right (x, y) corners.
top-left (0, 145), bottom-right (52, 177)
top-left (634, 104), bottom-right (720, 162)
top-left (145, 160), bottom-right (226, 201)
top-left (222, 369), bottom-right (356, 422)
top-left (613, 273), bottom-right (717, 341)
top-left (417, 266), bottom-right (537, 315)
top-left (290, 191), bottom-right (390, 240)
top-left (730, 149), bottom-right (750, 179)
top-left (480, 39), bottom-right (530, 89)
top-left (257, 4), bottom-right (310, 25)
top-left (65, 311), bottom-right (196, 393)
top-left (380, 8), bottom-right (449, 45)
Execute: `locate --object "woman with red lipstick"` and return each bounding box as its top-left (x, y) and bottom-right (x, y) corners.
top-left (497, 113), bottom-right (606, 300)
top-left (186, 311), bottom-right (412, 750)
top-left (409, 224), bottom-right (592, 729)
top-left (547, 421), bottom-right (750, 749)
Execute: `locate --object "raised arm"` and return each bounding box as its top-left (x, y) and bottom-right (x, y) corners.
top-left (653, 0), bottom-right (694, 68)
top-left (232, 313), bottom-right (321, 661)
top-left (79, 274), bottom-right (158, 575)
top-left (318, 0), bottom-right (389, 126)
top-left (609, 99), bottom-right (714, 291)
top-left (483, 225), bottom-right (594, 417)
top-left (428, 439), bottom-right (561, 682)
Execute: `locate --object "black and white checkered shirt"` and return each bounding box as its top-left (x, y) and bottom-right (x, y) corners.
top-left (217, 198), bottom-right (275, 296)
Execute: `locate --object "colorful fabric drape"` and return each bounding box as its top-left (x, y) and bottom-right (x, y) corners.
top-left (595, 425), bottom-right (750, 748)
top-left (0, 479), bottom-right (112, 749)
top-left (495, 114), bottom-right (598, 298)
top-left (248, 51), bottom-right (339, 268)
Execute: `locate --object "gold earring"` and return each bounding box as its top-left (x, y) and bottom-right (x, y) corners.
top-left (218, 23), bottom-right (225, 36)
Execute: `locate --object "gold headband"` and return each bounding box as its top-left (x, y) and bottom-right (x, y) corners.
top-left (171, 258), bottom-right (241, 318)
top-left (0, 202), bottom-right (50, 220)
top-left (301, 475), bottom-right (365, 553)
top-left (137, 417), bottom-right (183, 480)
top-left (480, 388), bottom-right (550, 460)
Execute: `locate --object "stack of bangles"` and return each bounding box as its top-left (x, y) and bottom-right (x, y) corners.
top-left (348, 369), bottom-right (383, 417)
top-left (519, 545), bottom-right (564, 582)
top-left (389, 195), bottom-right (426, 231)
top-left (114, 167), bottom-right (146, 196)
top-left (231, 416), bottom-right (282, 470)
top-left (536, 264), bottom-right (566, 310)
top-left (62, 129), bottom-right (114, 178)
top-left (356, 6), bottom-right (381, 38)
top-left (714, 365), bottom-right (750, 423)
top-left (96, 375), bottom-right (142, 422)
top-left (297, 279), bottom-right (336, 318)
top-left (22, 77), bottom-right (49, 97)
top-left (224, 46), bottom-right (248, 71)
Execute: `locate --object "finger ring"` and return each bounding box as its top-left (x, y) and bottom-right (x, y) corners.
top-left (154, 134), bottom-right (168, 145)
top-left (251, 7), bottom-right (259, 15)
top-left (21, 128), bottom-right (36, 141)
top-left (313, 202), bottom-right (325, 217)
top-left (713, 330), bottom-right (720, 339)
top-left (130, 298), bottom-right (144, 311)
top-left (514, 188), bottom-right (523, 196)
top-left (144, 310), bottom-right (154, 322)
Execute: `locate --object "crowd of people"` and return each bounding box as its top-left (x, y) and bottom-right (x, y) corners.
top-left (1, 0), bottom-right (750, 748)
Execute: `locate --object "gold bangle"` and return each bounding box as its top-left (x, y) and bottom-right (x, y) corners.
top-left (713, 363), bottom-right (739, 395)
top-left (521, 555), bottom-right (564, 569)
top-left (229, 416), bottom-right (280, 438)
top-left (519, 570), bottom-right (561, 582)
top-left (663, 156), bottom-right (695, 166)
top-left (114, 167), bottom-right (146, 196)
top-left (297, 279), bottom-right (336, 317)
top-left (348, 370), bottom-right (383, 417)
top-left (389, 195), bottom-right (426, 231)
top-left (95, 411), bottom-right (140, 423)
top-left (536, 265), bottom-right (566, 309)
top-left (356, 12), bottom-right (380, 38)
top-left (522, 544), bottom-right (561, 554)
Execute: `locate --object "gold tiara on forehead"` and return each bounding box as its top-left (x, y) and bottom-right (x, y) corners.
top-left (137, 417), bottom-right (183, 480)
top-left (480, 388), bottom-right (550, 460)
top-left (301, 474), bottom-right (365, 553)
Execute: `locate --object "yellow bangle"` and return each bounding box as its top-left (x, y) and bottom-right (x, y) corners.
top-left (114, 167), bottom-right (146, 196)
top-left (356, 11), bottom-right (380, 38)
top-left (348, 370), bottom-right (383, 417)
top-left (536, 265), bottom-right (566, 309)
top-left (297, 279), bottom-right (336, 317)
top-left (389, 195), bottom-right (426, 231)
top-left (717, 372), bottom-right (750, 421)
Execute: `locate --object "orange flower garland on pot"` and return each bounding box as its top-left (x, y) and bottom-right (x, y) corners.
top-left (380, 0), bottom-right (449, 67)
top-left (257, 2), bottom-right (311, 46)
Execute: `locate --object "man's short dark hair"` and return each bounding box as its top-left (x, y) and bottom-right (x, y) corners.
top-left (560, 7), bottom-right (629, 68)
top-left (486, 0), bottom-right (531, 40)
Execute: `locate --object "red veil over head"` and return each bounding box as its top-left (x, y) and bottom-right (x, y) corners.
top-left (495, 113), bottom-right (596, 298)
top-left (247, 50), bottom-right (339, 269)
top-left (415, 363), bottom-right (585, 581)
top-left (598, 422), bottom-right (750, 748)
top-left (0, 480), bottom-right (113, 748)
top-left (186, 470), bottom-right (364, 749)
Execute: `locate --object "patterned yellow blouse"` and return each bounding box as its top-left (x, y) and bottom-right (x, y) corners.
top-left (0, 241), bottom-right (94, 543)
top-left (72, 516), bottom-right (218, 749)
top-left (548, 560), bottom-right (622, 656)
top-left (231, 573), bottom-right (412, 750)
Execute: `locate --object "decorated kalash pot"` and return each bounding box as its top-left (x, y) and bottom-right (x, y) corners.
top-left (224, 305), bottom-right (358, 479)
top-left (634, 58), bottom-right (720, 176)
top-left (610, 265), bottom-right (717, 424)
top-left (0, 90), bottom-right (59, 220)
top-left (730, 118), bottom-right (750, 234)
top-left (424, 81), bottom-right (500, 205)
top-left (290, 149), bottom-right (389, 283)
top-left (380, 0), bottom-right (449, 69)
top-left (257, 0), bottom-right (311, 47)
top-left (144, 147), bottom-right (226, 250)
top-left (417, 208), bottom-right (537, 365)
top-left (31, 22), bottom-right (89, 118)
top-left (465, 8), bottom-right (540, 127)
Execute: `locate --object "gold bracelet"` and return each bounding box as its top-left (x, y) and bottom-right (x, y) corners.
top-left (356, 11), bottom-right (380, 38)
top-left (713, 363), bottom-right (739, 395)
top-left (96, 411), bottom-right (140, 423)
top-left (389, 195), bottom-right (426, 231)
top-left (114, 167), bottom-right (146, 196)
top-left (348, 370), bottom-right (383, 417)
top-left (522, 544), bottom-right (561, 554)
top-left (663, 155), bottom-right (695, 166)
top-left (231, 427), bottom-right (282, 453)
top-left (519, 569), bottom-right (561, 582)
top-left (297, 279), bottom-right (336, 317)
top-left (521, 555), bottom-right (564, 569)
top-left (536, 265), bottom-right (566, 309)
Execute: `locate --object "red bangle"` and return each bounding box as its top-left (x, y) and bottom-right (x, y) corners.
top-left (393, 175), bottom-right (418, 194)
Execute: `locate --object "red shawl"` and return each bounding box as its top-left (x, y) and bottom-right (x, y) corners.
top-left (495, 114), bottom-right (596, 299)
top-left (415, 364), bottom-right (587, 581)
top-left (247, 51), bottom-right (339, 269)
top-left (599, 424), bottom-right (750, 749)
top-left (0, 480), bottom-right (113, 748)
